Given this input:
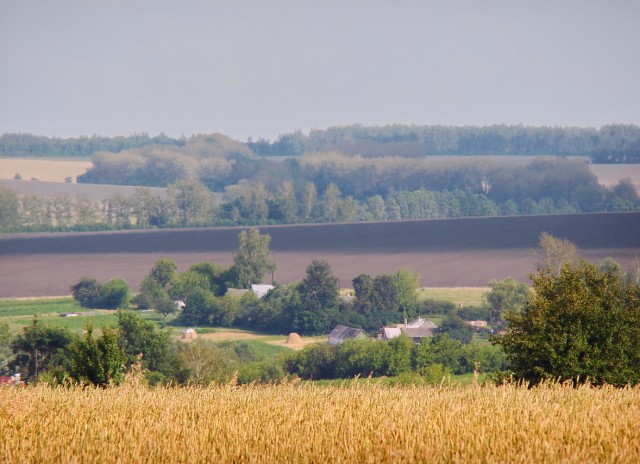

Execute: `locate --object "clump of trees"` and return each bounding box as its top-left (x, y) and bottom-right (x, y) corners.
top-left (493, 260), bottom-right (640, 386)
top-left (4, 311), bottom-right (286, 387)
top-left (71, 277), bottom-right (130, 310)
top-left (284, 334), bottom-right (506, 381)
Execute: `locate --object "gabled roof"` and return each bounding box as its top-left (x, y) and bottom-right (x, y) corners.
top-left (329, 325), bottom-right (366, 341)
top-left (251, 284), bottom-right (274, 298)
top-left (406, 317), bottom-right (438, 329)
top-left (380, 327), bottom-right (402, 339)
top-left (401, 326), bottom-right (436, 338)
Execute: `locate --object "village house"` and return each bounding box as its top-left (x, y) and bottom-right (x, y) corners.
top-left (378, 316), bottom-right (438, 344)
top-left (328, 325), bottom-right (367, 345)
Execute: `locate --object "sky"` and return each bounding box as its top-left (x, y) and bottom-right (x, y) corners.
top-left (1, 0), bottom-right (639, 141)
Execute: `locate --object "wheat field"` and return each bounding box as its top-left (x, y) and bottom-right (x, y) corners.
top-left (1, 382), bottom-right (638, 463)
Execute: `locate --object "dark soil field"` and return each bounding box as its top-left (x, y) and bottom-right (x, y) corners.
top-left (1, 212), bottom-right (639, 297)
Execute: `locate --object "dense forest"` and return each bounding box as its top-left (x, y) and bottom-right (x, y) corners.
top-left (3, 123), bottom-right (640, 161)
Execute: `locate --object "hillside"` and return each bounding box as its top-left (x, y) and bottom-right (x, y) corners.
top-left (1, 212), bottom-right (639, 297)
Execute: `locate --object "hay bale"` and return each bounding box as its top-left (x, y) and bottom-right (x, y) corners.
top-left (286, 332), bottom-right (303, 346)
top-left (182, 328), bottom-right (198, 340)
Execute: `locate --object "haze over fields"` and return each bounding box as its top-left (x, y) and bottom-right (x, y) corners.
top-left (2, 1), bottom-right (639, 140)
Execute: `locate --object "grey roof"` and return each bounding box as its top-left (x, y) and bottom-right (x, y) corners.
top-left (406, 317), bottom-right (438, 329)
top-left (400, 327), bottom-right (436, 338)
top-left (329, 325), bottom-right (365, 341)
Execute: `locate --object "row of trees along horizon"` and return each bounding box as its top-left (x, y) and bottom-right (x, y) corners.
top-left (3, 124), bottom-right (640, 161)
top-left (3, 229), bottom-right (639, 387)
top-left (2, 132), bottom-right (639, 233)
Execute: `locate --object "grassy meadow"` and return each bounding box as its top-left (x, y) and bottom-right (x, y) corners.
top-left (1, 382), bottom-right (638, 463)
top-left (417, 287), bottom-right (489, 307)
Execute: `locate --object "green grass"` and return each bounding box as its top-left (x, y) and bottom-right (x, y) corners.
top-left (0, 297), bottom-right (81, 317)
top-left (417, 287), bottom-right (489, 307)
top-left (213, 339), bottom-right (291, 359)
top-left (8, 312), bottom-right (120, 332)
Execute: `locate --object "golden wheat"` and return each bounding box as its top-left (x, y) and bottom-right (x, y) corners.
top-left (1, 381), bottom-right (638, 463)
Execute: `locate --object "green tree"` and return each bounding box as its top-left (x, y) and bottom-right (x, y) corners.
top-left (493, 262), bottom-right (640, 386)
top-left (149, 259), bottom-right (178, 290)
top-left (485, 278), bottom-right (531, 324)
top-left (187, 261), bottom-right (227, 296)
top-left (179, 288), bottom-right (216, 326)
top-left (70, 277), bottom-right (102, 308)
top-left (10, 320), bottom-right (74, 382)
top-left (170, 270), bottom-right (211, 301)
top-left (283, 342), bottom-right (336, 380)
top-left (67, 325), bottom-right (126, 387)
top-left (276, 180), bottom-right (298, 223)
top-left (99, 278), bottom-right (130, 309)
top-left (393, 269), bottom-right (420, 317)
top-left (387, 334), bottom-right (414, 376)
top-left (436, 315), bottom-right (474, 344)
top-left (321, 183), bottom-right (342, 222)
top-left (301, 182), bottom-right (317, 220)
top-left (0, 321), bottom-right (12, 374)
top-left (156, 298), bottom-right (178, 320)
top-left (175, 339), bottom-right (227, 385)
top-left (0, 186), bottom-right (20, 231)
top-left (168, 179), bottom-right (215, 227)
top-left (135, 275), bottom-right (168, 310)
top-left (233, 228), bottom-right (276, 288)
top-left (116, 311), bottom-right (179, 383)
top-left (293, 260), bottom-right (340, 335)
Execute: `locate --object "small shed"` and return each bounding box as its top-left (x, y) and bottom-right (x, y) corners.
top-left (329, 325), bottom-right (367, 345)
top-left (181, 328), bottom-right (198, 340)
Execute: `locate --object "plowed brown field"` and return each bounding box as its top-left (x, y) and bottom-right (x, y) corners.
top-left (1, 212), bottom-right (639, 297)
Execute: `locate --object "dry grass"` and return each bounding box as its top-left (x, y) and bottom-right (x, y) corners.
top-left (196, 328), bottom-right (323, 350)
top-left (417, 287), bottom-right (490, 307)
top-left (0, 158), bottom-right (92, 182)
top-left (1, 382), bottom-right (638, 463)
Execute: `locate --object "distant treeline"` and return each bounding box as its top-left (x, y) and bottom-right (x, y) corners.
top-left (248, 124), bottom-right (640, 162)
top-left (0, 132), bottom-right (184, 158)
top-left (3, 123), bottom-right (640, 161)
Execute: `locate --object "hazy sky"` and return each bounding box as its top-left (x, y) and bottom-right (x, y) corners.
top-left (1, 0), bottom-right (639, 141)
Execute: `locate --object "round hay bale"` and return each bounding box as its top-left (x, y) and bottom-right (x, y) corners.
top-left (286, 332), bottom-right (302, 345)
top-left (182, 328), bottom-right (198, 340)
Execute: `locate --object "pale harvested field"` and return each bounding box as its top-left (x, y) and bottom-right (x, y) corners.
top-left (1, 212), bottom-right (639, 298)
top-left (1, 383), bottom-right (638, 463)
top-left (589, 163), bottom-right (640, 191)
top-left (0, 178), bottom-right (169, 201)
top-left (0, 158), bottom-right (92, 182)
